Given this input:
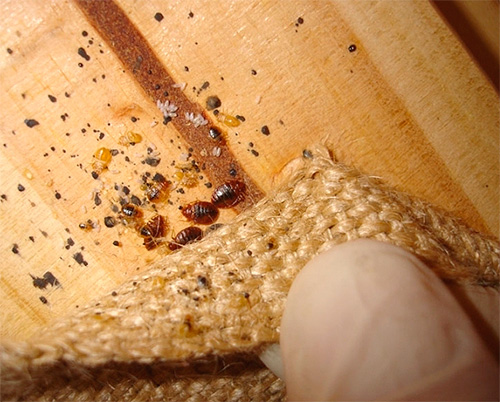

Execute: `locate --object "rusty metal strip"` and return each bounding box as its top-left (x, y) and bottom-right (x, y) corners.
top-left (74, 0), bottom-right (264, 211)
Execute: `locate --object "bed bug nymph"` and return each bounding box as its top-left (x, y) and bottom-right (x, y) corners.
top-left (121, 203), bottom-right (144, 228)
top-left (146, 173), bottom-right (171, 203)
top-left (92, 147), bottom-right (112, 174)
top-left (168, 226), bottom-right (203, 250)
top-left (211, 180), bottom-right (246, 208)
top-left (181, 201), bottom-right (219, 225)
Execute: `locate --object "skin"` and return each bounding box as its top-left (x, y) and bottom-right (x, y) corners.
top-left (280, 239), bottom-right (499, 401)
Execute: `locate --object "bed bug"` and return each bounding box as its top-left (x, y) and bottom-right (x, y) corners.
top-left (139, 215), bottom-right (167, 250)
top-left (216, 112), bottom-right (241, 128)
top-left (121, 203), bottom-right (144, 228)
top-left (181, 201), bottom-right (219, 225)
top-left (211, 180), bottom-right (246, 208)
top-left (139, 215), bottom-right (167, 238)
top-left (146, 173), bottom-right (171, 203)
top-left (173, 164), bottom-right (198, 188)
top-left (168, 226), bottom-right (203, 250)
top-left (118, 131), bottom-right (143, 146)
top-left (122, 203), bottom-right (143, 219)
top-left (208, 127), bottom-right (223, 141)
top-left (92, 147), bottom-right (112, 174)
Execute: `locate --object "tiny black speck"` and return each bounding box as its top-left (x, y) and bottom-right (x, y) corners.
top-left (7, 48), bottom-right (13, 54)
top-left (48, 94), bottom-right (57, 103)
top-left (39, 296), bottom-right (48, 304)
top-left (261, 125), bottom-right (270, 135)
top-left (251, 69), bottom-right (257, 75)
top-left (55, 191), bottom-right (61, 200)
top-left (206, 95), bottom-right (221, 110)
top-left (94, 192), bottom-right (101, 206)
top-left (251, 149), bottom-right (259, 157)
top-left (17, 184), bottom-right (25, 192)
top-left (82, 30), bottom-right (88, 37)
top-left (130, 195), bottom-right (141, 205)
top-left (77, 47), bottom-right (91, 61)
top-left (188, 11), bottom-right (194, 18)
top-left (12, 244), bottom-right (19, 254)
top-left (131, 116), bottom-right (137, 122)
top-left (348, 44), bottom-right (357, 52)
top-left (24, 119), bottom-right (39, 128)
top-left (91, 171), bottom-right (99, 179)
top-left (154, 12), bottom-right (164, 22)
top-left (144, 157), bottom-right (161, 166)
top-left (302, 149), bottom-right (313, 159)
top-left (73, 252), bottom-right (88, 266)
top-left (229, 168), bottom-right (237, 176)
top-left (297, 17), bottom-right (304, 24)
top-left (104, 216), bottom-right (116, 228)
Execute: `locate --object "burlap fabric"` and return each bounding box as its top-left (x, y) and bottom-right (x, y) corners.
top-left (1, 146), bottom-right (498, 401)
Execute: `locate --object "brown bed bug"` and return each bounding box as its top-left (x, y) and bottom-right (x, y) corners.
top-left (139, 215), bottom-right (167, 238)
top-left (121, 203), bottom-right (143, 220)
top-left (139, 215), bottom-right (167, 250)
top-left (181, 201), bottom-right (219, 225)
top-left (168, 226), bottom-right (203, 251)
top-left (211, 180), bottom-right (246, 208)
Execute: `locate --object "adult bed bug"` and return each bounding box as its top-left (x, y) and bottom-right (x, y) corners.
top-left (181, 201), bottom-right (219, 225)
top-left (168, 226), bottom-right (203, 250)
top-left (139, 215), bottom-right (167, 250)
top-left (211, 180), bottom-right (246, 208)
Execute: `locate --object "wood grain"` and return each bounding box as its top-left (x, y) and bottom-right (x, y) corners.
top-left (0, 0), bottom-right (498, 341)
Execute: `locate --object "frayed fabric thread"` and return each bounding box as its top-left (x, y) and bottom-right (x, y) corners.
top-left (1, 146), bottom-right (498, 401)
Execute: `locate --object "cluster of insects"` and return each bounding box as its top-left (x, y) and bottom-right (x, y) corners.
top-left (103, 179), bottom-right (247, 251)
top-left (172, 180), bottom-right (246, 250)
top-left (84, 92), bottom-right (250, 253)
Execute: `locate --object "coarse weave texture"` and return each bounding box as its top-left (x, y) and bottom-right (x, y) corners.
top-left (1, 146), bottom-right (499, 401)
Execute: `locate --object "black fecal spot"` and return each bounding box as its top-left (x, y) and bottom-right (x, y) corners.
top-left (24, 119), bottom-right (39, 128)
top-left (73, 252), bottom-right (88, 266)
top-left (77, 47), bottom-right (90, 61)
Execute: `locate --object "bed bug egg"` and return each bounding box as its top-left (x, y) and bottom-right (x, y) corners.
top-left (181, 201), bottom-right (219, 225)
top-left (168, 226), bottom-right (203, 250)
top-left (92, 147), bottom-right (112, 174)
top-left (211, 180), bottom-right (246, 208)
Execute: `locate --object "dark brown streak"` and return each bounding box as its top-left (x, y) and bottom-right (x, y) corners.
top-left (74, 0), bottom-right (264, 211)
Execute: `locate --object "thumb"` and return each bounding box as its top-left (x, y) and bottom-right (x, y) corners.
top-left (279, 239), bottom-right (498, 401)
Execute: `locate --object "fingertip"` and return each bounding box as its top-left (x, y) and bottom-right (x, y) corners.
top-left (280, 239), bottom-right (495, 401)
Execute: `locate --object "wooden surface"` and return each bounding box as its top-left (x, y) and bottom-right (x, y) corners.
top-left (1, 0), bottom-right (498, 341)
